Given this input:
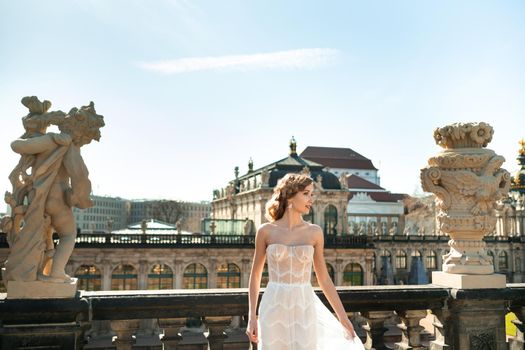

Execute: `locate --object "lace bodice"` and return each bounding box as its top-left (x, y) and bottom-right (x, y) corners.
top-left (266, 244), bottom-right (314, 285)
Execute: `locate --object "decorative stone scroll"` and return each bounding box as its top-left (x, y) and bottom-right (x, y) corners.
top-left (421, 122), bottom-right (511, 274)
top-left (1, 96), bottom-right (104, 298)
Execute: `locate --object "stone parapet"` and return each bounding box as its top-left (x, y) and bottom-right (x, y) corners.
top-left (1, 284), bottom-right (524, 349)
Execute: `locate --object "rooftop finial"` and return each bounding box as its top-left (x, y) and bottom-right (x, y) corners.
top-left (289, 136), bottom-right (297, 156)
top-left (248, 157), bottom-right (254, 173)
top-left (519, 138), bottom-right (525, 156)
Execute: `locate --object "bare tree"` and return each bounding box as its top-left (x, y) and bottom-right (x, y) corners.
top-left (150, 200), bottom-right (182, 224)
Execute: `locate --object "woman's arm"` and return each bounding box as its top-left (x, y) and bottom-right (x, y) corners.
top-left (312, 227), bottom-right (357, 337)
top-left (246, 225), bottom-right (268, 343)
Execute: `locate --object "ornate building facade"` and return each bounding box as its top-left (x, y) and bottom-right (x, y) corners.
top-left (212, 138), bottom-right (350, 235)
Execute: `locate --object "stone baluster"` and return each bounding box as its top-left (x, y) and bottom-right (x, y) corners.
top-left (361, 310), bottom-right (394, 350)
top-left (429, 307), bottom-right (450, 350)
top-left (110, 319), bottom-right (140, 350)
top-left (204, 316), bottom-right (231, 350)
top-left (394, 310), bottom-right (427, 350)
top-left (159, 317), bottom-right (186, 350)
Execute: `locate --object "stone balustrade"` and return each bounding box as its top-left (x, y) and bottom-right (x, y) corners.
top-left (0, 232), bottom-right (371, 249)
top-left (1, 284), bottom-right (524, 349)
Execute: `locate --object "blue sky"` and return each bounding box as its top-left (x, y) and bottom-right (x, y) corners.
top-left (1, 0), bottom-right (524, 203)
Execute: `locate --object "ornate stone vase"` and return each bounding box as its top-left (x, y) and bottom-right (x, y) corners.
top-left (421, 122), bottom-right (511, 274)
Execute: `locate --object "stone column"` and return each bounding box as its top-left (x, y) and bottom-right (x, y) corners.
top-left (391, 249), bottom-right (397, 275)
top-left (517, 212), bottom-right (524, 236)
top-left (209, 259), bottom-right (217, 288)
top-left (494, 248), bottom-right (500, 273)
top-left (421, 248), bottom-right (428, 269)
top-left (138, 259), bottom-right (148, 290)
top-left (174, 260), bottom-right (183, 289)
top-left (241, 258), bottom-right (251, 288)
top-left (335, 258), bottom-right (344, 286)
top-left (341, 200), bottom-right (349, 235)
top-left (421, 122), bottom-right (511, 289)
top-left (102, 260), bottom-right (112, 291)
top-left (364, 254), bottom-right (374, 285)
top-left (406, 248), bottom-right (413, 271)
top-left (375, 252), bottom-right (382, 276)
top-left (435, 249), bottom-right (443, 272)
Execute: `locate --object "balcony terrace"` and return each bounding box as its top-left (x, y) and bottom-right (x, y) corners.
top-left (1, 283), bottom-right (524, 349)
top-left (1, 231), bottom-right (524, 349)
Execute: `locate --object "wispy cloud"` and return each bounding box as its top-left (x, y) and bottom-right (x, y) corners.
top-left (137, 48), bottom-right (340, 74)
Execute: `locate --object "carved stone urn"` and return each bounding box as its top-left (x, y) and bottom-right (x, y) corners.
top-left (421, 122), bottom-right (511, 275)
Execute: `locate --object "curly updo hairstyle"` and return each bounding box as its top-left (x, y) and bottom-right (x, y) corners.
top-left (265, 173), bottom-right (314, 222)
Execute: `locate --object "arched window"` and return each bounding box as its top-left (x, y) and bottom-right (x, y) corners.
top-left (411, 250), bottom-right (422, 258)
top-left (148, 264), bottom-right (173, 290)
top-left (343, 263), bottom-right (364, 286)
top-left (111, 264), bottom-right (137, 290)
top-left (303, 207), bottom-right (314, 224)
top-left (75, 265), bottom-right (101, 291)
top-left (395, 250), bottom-right (407, 269)
top-left (426, 250), bottom-right (437, 270)
top-left (311, 263), bottom-right (335, 287)
top-left (324, 205), bottom-right (338, 235)
top-left (499, 251), bottom-right (508, 270)
top-left (183, 263), bottom-right (208, 289)
top-left (217, 263), bottom-right (241, 288)
top-left (260, 264), bottom-right (269, 287)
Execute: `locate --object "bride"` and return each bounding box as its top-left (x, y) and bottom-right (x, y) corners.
top-left (246, 173), bottom-right (365, 349)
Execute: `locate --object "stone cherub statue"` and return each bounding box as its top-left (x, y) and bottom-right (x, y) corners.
top-left (2, 96), bottom-right (104, 286)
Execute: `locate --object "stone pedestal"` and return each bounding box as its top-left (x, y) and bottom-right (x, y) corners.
top-left (447, 299), bottom-right (507, 350)
top-left (0, 323), bottom-right (87, 349)
top-left (7, 279), bottom-right (78, 299)
top-left (431, 271), bottom-right (506, 289)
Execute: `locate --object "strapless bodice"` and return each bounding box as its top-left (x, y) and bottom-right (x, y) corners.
top-left (266, 244), bottom-right (314, 285)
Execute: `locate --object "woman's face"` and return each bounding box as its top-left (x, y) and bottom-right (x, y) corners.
top-left (289, 183), bottom-right (314, 215)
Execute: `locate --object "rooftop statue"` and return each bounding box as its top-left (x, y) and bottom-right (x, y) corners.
top-left (2, 96), bottom-right (104, 296)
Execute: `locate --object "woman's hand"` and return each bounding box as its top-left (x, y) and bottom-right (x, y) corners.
top-left (339, 315), bottom-right (357, 339)
top-left (245, 317), bottom-right (258, 343)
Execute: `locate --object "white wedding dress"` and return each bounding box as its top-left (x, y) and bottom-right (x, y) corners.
top-left (258, 244), bottom-right (365, 350)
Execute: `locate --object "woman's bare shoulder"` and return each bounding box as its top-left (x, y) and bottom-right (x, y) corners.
top-left (256, 222), bottom-right (277, 237)
top-left (305, 223), bottom-right (324, 245)
top-left (305, 223), bottom-right (323, 234)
